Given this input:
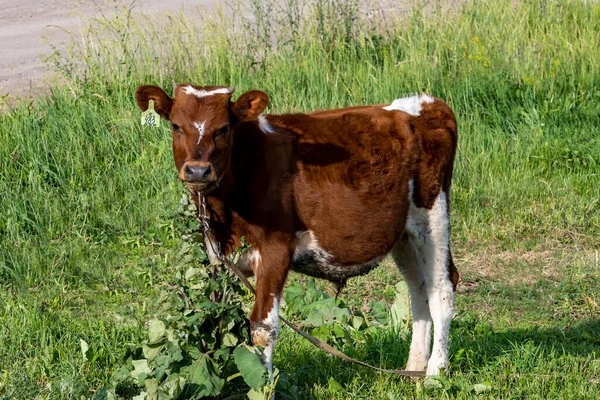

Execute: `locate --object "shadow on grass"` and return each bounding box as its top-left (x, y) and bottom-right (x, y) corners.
top-left (450, 316), bottom-right (600, 371)
top-left (276, 317), bottom-right (600, 395)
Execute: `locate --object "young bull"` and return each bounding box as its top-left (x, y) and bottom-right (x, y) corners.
top-left (135, 84), bottom-right (459, 376)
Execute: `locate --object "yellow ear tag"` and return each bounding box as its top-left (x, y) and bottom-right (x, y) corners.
top-left (141, 100), bottom-right (160, 127)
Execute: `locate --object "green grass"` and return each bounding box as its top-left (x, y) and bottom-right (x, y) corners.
top-left (1, 0), bottom-right (599, 398)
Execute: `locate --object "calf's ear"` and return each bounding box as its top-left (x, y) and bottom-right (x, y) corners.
top-left (231, 90), bottom-right (269, 121)
top-left (135, 85), bottom-right (173, 119)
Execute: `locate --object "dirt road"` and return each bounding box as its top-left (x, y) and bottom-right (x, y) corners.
top-left (0, 0), bottom-right (215, 97)
top-left (0, 0), bottom-right (450, 99)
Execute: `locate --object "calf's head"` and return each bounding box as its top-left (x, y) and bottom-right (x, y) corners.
top-left (135, 84), bottom-right (269, 193)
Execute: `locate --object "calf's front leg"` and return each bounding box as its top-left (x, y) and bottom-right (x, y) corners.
top-left (249, 245), bottom-right (290, 375)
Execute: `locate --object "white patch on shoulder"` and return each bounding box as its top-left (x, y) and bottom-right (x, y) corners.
top-left (383, 93), bottom-right (435, 116)
top-left (205, 242), bottom-right (260, 278)
top-left (193, 121), bottom-right (206, 145)
top-left (249, 249), bottom-right (262, 273)
top-left (258, 114), bottom-right (276, 134)
top-left (183, 86), bottom-right (233, 99)
top-left (236, 248), bottom-right (261, 276)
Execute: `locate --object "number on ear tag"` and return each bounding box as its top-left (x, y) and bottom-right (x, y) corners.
top-left (141, 100), bottom-right (160, 127)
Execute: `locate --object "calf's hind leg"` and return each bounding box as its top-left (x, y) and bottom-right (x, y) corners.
top-left (405, 188), bottom-right (456, 376)
top-left (391, 235), bottom-right (432, 372)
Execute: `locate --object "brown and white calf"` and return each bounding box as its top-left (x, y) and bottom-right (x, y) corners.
top-left (135, 84), bottom-right (459, 376)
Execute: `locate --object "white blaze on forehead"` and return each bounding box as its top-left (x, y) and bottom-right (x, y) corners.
top-left (383, 93), bottom-right (435, 116)
top-left (183, 86), bottom-right (233, 99)
top-left (193, 121), bottom-right (206, 145)
top-left (258, 114), bottom-right (276, 134)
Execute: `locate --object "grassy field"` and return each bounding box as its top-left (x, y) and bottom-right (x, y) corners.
top-left (1, 0), bottom-right (599, 398)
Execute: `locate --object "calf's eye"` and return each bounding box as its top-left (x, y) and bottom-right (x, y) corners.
top-left (216, 126), bottom-right (228, 136)
top-left (215, 125), bottom-right (229, 137)
top-left (171, 123), bottom-right (180, 132)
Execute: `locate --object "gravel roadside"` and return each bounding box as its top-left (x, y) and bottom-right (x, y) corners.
top-left (0, 0), bottom-right (216, 98)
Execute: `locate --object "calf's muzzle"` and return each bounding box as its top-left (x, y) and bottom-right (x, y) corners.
top-left (179, 161), bottom-right (213, 183)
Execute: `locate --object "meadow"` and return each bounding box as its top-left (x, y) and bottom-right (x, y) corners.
top-left (0, 0), bottom-right (599, 398)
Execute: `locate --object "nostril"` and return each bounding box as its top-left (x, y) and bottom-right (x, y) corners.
top-left (183, 164), bottom-right (211, 182)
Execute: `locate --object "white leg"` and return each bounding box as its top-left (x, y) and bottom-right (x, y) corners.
top-left (406, 189), bottom-right (454, 375)
top-left (392, 237), bottom-right (432, 371)
top-left (251, 296), bottom-right (279, 377)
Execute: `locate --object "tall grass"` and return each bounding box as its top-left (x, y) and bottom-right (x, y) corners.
top-left (0, 0), bottom-right (599, 398)
top-left (44, 0), bottom-right (600, 247)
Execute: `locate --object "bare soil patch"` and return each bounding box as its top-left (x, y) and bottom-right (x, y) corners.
top-left (456, 244), bottom-right (598, 289)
